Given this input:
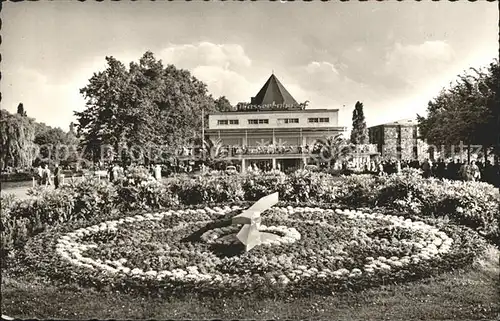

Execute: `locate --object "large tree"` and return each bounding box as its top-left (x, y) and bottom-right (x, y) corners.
top-left (0, 109), bottom-right (36, 169)
top-left (418, 60), bottom-right (499, 160)
top-left (350, 101), bottom-right (369, 144)
top-left (76, 52), bottom-right (217, 163)
top-left (33, 125), bottom-right (79, 165)
top-left (214, 96), bottom-right (233, 112)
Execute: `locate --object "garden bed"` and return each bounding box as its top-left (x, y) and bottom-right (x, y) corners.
top-left (2, 168), bottom-right (499, 319)
top-left (14, 203), bottom-right (488, 299)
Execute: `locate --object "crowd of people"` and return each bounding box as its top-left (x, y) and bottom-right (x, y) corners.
top-left (28, 157), bottom-right (500, 190)
top-left (363, 158), bottom-right (500, 186)
top-left (33, 163), bottom-right (63, 189)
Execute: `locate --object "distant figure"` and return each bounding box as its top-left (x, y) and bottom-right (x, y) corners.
top-left (36, 165), bottom-right (43, 186)
top-left (459, 162), bottom-right (469, 181)
top-left (395, 160), bottom-right (401, 174)
top-left (112, 164), bottom-right (120, 182)
top-left (154, 164), bottom-right (162, 180)
top-left (378, 162), bottom-right (384, 176)
top-left (108, 164), bottom-right (114, 182)
top-left (422, 159), bottom-right (432, 178)
top-left (54, 164), bottom-right (61, 189)
top-left (470, 161), bottom-right (481, 182)
top-left (42, 164), bottom-right (52, 186)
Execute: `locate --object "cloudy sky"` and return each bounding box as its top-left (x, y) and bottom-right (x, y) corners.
top-left (2, 1), bottom-right (498, 132)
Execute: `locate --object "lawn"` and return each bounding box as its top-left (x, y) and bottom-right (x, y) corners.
top-left (2, 169), bottom-right (499, 320)
top-left (2, 246), bottom-right (498, 320)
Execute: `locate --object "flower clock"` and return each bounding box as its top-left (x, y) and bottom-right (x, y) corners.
top-left (49, 199), bottom-right (480, 297)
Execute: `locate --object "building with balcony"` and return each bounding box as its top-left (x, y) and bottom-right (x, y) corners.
top-left (205, 74), bottom-right (347, 171)
top-left (368, 118), bottom-right (430, 161)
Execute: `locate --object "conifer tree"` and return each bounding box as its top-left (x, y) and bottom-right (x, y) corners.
top-left (350, 101), bottom-right (369, 144)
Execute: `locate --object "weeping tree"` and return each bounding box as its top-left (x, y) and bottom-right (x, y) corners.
top-left (0, 109), bottom-right (36, 170)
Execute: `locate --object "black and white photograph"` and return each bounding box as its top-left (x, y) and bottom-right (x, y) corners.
top-left (1, 0), bottom-right (499, 320)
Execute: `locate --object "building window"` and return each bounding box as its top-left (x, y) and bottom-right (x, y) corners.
top-left (278, 118), bottom-right (299, 124)
top-left (248, 119), bottom-right (269, 125)
top-left (309, 117), bottom-right (329, 123)
top-left (219, 119), bottom-right (239, 125)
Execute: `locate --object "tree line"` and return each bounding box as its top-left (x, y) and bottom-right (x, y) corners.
top-left (2, 51), bottom-right (497, 171)
top-left (0, 105), bottom-right (79, 170)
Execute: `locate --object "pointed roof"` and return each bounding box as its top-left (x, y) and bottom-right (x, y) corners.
top-left (251, 74), bottom-right (299, 106)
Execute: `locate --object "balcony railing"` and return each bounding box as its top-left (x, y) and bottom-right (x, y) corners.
top-left (176, 144), bottom-right (379, 157)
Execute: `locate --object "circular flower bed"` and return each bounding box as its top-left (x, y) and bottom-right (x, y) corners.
top-left (20, 203), bottom-right (487, 297)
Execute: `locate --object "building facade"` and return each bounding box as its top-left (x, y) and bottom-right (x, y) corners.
top-left (368, 118), bottom-right (429, 161)
top-left (205, 74), bottom-right (347, 171)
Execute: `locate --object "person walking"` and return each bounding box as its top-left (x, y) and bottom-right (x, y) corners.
top-left (108, 164), bottom-right (115, 182)
top-left (378, 161), bottom-right (385, 176)
top-left (470, 161), bottom-right (481, 182)
top-left (154, 164), bottom-right (162, 180)
top-left (459, 162), bottom-right (470, 181)
top-left (36, 165), bottom-right (43, 186)
top-left (42, 164), bottom-right (52, 187)
top-left (370, 160), bottom-right (376, 173)
top-left (422, 159), bottom-right (432, 178)
top-left (395, 160), bottom-right (401, 174)
top-left (53, 163), bottom-right (61, 189)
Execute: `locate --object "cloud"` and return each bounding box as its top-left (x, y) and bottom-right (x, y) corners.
top-left (305, 61), bottom-right (339, 75)
top-left (1, 66), bottom-right (82, 130)
top-left (384, 40), bottom-right (456, 87)
top-left (159, 42), bottom-right (252, 71)
top-left (389, 41), bottom-right (455, 61)
top-left (191, 65), bottom-right (256, 104)
top-left (153, 42), bottom-right (260, 104)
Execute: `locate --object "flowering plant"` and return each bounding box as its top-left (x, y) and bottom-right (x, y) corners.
top-left (19, 203), bottom-right (485, 298)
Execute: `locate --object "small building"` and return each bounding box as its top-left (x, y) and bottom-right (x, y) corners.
top-left (368, 118), bottom-right (430, 161)
top-left (205, 74), bottom-right (347, 171)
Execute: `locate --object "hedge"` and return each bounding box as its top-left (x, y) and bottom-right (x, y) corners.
top-left (1, 167), bottom-right (499, 259)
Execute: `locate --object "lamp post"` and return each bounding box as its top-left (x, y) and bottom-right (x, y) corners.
top-left (201, 107), bottom-right (205, 163)
top-left (202, 107), bottom-right (205, 146)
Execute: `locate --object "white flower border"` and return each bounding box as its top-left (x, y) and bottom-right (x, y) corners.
top-left (55, 206), bottom-right (454, 287)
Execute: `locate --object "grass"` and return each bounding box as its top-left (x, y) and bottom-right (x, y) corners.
top-left (2, 246), bottom-right (499, 320)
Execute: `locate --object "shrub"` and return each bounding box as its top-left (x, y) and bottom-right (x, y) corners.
top-left (171, 174), bottom-right (244, 205)
top-left (284, 170), bottom-right (337, 203)
top-left (333, 174), bottom-right (381, 206)
top-left (116, 170), bottom-right (179, 211)
top-left (241, 171), bottom-right (291, 201)
top-left (1, 178), bottom-right (116, 258)
top-left (65, 178), bottom-right (117, 220)
top-left (0, 171), bottom-right (33, 182)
